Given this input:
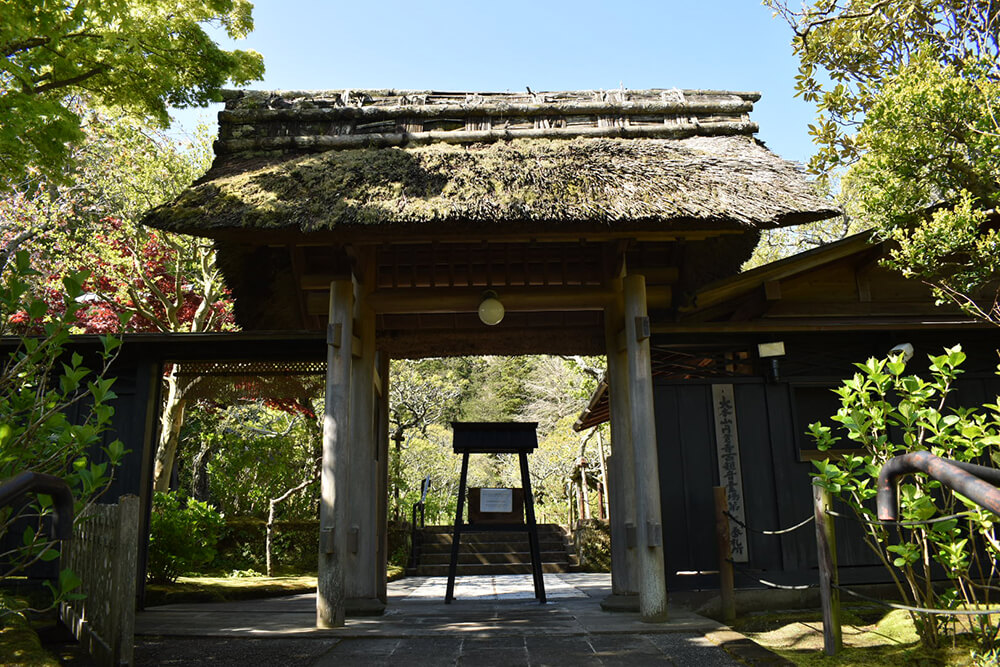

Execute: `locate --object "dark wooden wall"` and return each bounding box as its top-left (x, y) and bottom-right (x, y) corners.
top-left (653, 329), bottom-right (1000, 591)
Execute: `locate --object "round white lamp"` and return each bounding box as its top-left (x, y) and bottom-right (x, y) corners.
top-left (478, 290), bottom-right (505, 326)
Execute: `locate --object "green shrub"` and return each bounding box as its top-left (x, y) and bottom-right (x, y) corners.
top-left (811, 346), bottom-right (1000, 651)
top-left (574, 519), bottom-right (611, 572)
top-left (147, 491), bottom-right (225, 583)
top-left (212, 518), bottom-right (319, 574)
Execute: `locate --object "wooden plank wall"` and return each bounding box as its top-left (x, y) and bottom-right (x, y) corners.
top-left (655, 372), bottom-right (1000, 591)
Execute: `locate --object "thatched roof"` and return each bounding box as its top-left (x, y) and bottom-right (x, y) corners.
top-left (144, 89), bottom-right (837, 236)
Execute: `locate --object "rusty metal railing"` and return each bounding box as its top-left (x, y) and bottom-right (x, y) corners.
top-left (408, 476), bottom-right (431, 571)
top-left (877, 451), bottom-right (1000, 520)
top-left (0, 471), bottom-right (74, 540)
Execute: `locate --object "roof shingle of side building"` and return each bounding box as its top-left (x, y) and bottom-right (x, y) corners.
top-left (143, 88), bottom-right (838, 236)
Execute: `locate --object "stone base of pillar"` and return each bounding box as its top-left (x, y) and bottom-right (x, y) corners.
top-left (600, 593), bottom-right (639, 612)
top-left (345, 598), bottom-right (386, 616)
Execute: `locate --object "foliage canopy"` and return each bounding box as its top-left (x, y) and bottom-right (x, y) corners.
top-left (0, 0), bottom-right (263, 186)
top-left (767, 0), bottom-right (1000, 319)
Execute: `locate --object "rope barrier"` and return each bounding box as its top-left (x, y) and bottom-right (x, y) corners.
top-left (724, 510), bottom-right (814, 536)
top-left (833, 584), bottom-right (1000, 616)
top-left (825, 508), bottom-right (979, 528)
top-left (729, 562), bottom-right (817, 591)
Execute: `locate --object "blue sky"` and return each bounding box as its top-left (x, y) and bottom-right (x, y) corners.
top-left (172, 0), bottom-right (817, 165)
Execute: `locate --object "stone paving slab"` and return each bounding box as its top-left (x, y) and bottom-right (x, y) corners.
top-left (135, 633), bottom-right (744, 666)
top-left (133, 574), bottom-right (769, 665)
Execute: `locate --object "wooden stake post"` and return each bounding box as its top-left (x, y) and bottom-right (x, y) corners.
top-left (713, 486), bottom-right (736, 624)
top-left (445, 422), bottom-right (545, 604)
top-left (813, 483), bottom-right (842, 656)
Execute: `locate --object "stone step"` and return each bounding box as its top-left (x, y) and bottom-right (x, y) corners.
top-left (418, 551), bottom-right (570, 566)
top-left (409, 523), bottom-right (578, 577)
top-left (412, 562), bottom-right (574, 577)
top-left (417, 538), bottom-right (568, 553)
top-left (420, 524), bottom-right (568, 535)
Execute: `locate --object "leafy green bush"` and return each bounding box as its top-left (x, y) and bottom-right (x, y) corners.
top-left (811, 345), bottom-right (1000, 651)
top-left (213, 518), bottom-right (318, 574)
top-left (0, 252), bottom-right (124, 609)
top-left (574, 519), bottom-right (611, 572)
top-left (147, 491), bottom-right (224, 583)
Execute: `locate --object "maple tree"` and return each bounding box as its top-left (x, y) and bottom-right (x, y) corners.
top-left (2, 107), bottom-right (234, 492)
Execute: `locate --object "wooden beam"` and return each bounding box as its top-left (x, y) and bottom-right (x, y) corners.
top-left (287, 245), bottom-right (311, 328)
top-left (652, 317), bottom-right (987, 334)
top-left (691, 235), bottom-right (874, 310)
top-left (376, 326), bottom-right (604, 358)
top-left (366, 285), bottom-right (616, 314)
top-left (764, 280), bottom-right (782, 301)
top-left (630, 266), bottom-right (680, 285)
top-left (763, 301), bottom-right (950, 317)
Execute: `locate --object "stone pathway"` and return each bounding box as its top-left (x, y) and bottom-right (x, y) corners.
top-left (134, 574), bottom-right (775, 666)
top-left (402, 574), bottom-right (587, 600)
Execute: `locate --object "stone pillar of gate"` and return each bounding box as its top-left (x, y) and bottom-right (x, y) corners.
top-left (344, 265), bottom-right (383, 614)
top-left (602, 276), bottom-right (639, 612)
top-left (317, 279), bottom-right (354, 628)
top-left (623, 273), bottom-right (668, 622)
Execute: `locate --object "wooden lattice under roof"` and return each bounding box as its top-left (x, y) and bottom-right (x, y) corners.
top-left (175, 360), bottom-right (326, 402)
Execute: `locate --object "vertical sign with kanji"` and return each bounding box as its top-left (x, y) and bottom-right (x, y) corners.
top-left (711, 384), bottom-right (748, 562)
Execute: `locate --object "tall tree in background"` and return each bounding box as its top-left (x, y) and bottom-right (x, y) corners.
top-left (766, 0), bottom-right (1000, 316)
top-left (0, 0), bottom-right (263, 186)
top-left (1, 109), bottom-right (233, 492)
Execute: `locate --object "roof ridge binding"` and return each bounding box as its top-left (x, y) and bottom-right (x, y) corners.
top-left (220, 88), bottom-right (762, 104)
top-left (216, 88), bottom-right (761, 154)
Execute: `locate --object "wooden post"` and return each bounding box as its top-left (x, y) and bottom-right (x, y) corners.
top-left (623, 273), bottom-right (668, 622)
top-left (604, 281), bottom-right (639, 603)
top-left (317, 279), bottom-right (353, 628)
top-left (345, 271), bottom-right (381, 614)
top-left (445, 452), bottom-right (470, 603)
top-left (813, 482), bottom-right (842, 656)
top-left (375, 350), bottom-right (390, 605)
top-left (713, 486), bottom-right (736, 624)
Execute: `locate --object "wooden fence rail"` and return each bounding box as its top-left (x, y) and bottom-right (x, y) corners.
top-left (60, 495), bottom-right (139, 667)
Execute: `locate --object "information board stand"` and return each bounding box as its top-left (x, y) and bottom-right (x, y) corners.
top-left (445, 422), bottom-right (545, 604)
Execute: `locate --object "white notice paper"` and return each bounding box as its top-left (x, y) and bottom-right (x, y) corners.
top-left (479, 488), bottom-right (513, 513)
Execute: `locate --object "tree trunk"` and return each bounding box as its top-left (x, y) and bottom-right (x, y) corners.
top-left (153, 366), bottom-right (188, 493)
top-left (597, 430), bottom-right (609, 520)
top-left (190, 439), bottom-right (214, 502)
top-left (391, 431), bottom-right (404, 522)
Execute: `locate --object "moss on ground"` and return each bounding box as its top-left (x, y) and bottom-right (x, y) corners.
top-left (734, 607), bottom-right (988, 666)
top-left (0, 611), bottom-right (58, 667)
top-left (144, 565), bottom-right (406, 606)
